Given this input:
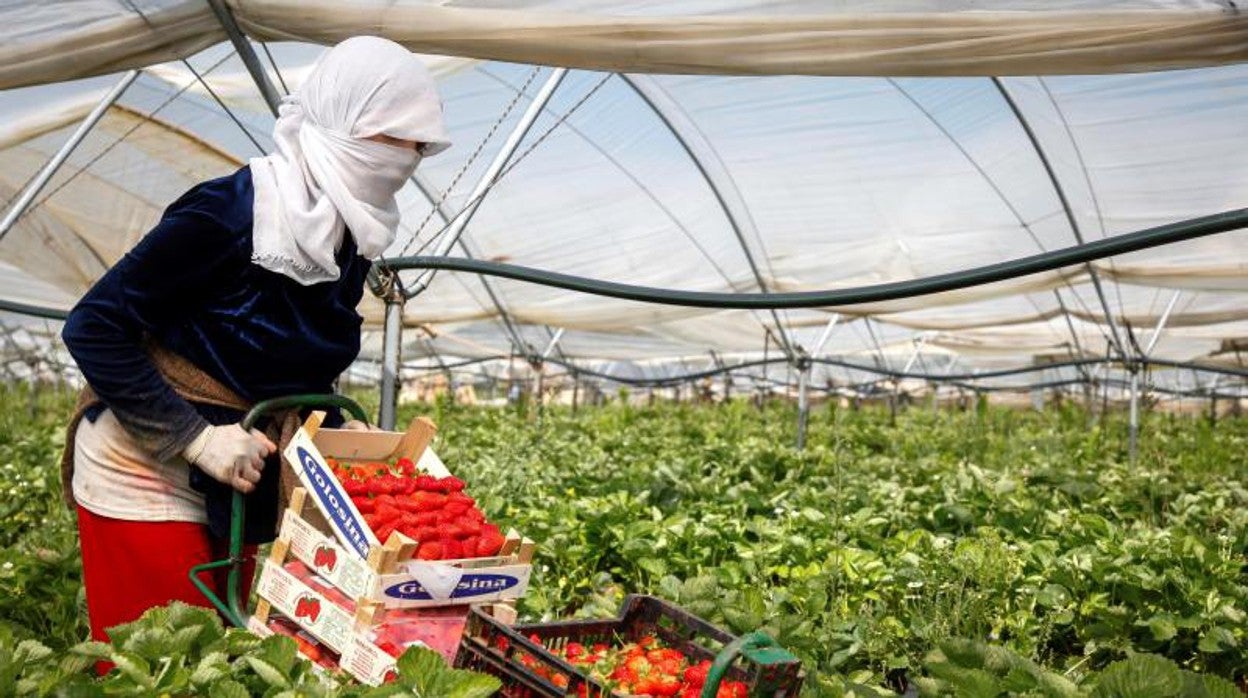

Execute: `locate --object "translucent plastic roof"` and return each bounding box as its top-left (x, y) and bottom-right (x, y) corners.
top-left (1, 1), bottom-right (1246, 392)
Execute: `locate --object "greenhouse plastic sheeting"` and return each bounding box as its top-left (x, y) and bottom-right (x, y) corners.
top-left (0, 4), bottom-right (1245, 385)
top-left (5, 1), bottom-right (1248, 90)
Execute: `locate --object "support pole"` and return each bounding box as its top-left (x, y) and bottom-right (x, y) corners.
top-left (205, 0), bottom-right (282, 116)
top-left (1128, 367), bottom-right (1141, 462)
top-left (378, 291), bottom-right (404, 430)
top-left (796, 354), bottom-right (811, 450)
top-left (406, 68), bottom-right (568, 299)
top-left (0, 70), bottom-right (139, 243)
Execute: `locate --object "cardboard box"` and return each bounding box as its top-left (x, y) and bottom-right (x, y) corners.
top-left (253, 414), bottom-right (535, 686)
top-left (280, 414), bottom-right (536, 608)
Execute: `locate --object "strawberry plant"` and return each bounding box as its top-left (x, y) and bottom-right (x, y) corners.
top-left (1, 385), bottom-right (1246, 695)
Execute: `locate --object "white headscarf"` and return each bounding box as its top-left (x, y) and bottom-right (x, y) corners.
top-left (249, 36), bottom-right (451, 285)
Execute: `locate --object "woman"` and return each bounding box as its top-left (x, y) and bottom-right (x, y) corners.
top-left (60, 36), bottom-right (451, 646)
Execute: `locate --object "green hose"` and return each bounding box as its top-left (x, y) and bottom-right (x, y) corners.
top-left (189, 394), bottom-right (368, 628)
top-left (701, 631), bottom-right (798, 698)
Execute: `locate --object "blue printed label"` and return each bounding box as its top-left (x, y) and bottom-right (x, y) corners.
top-left (384, 573), bottom-right (521, 601)
top-left (295, 443), bottom-right (371, 559)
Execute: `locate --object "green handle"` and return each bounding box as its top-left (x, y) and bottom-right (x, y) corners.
top-left (189, 394), bottom-right (368, 628)
top-left (701, 631), bottom-right (797, 698)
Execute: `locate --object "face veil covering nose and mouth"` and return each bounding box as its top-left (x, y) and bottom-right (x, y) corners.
top-left (249, 35), bottom-right (452, 285)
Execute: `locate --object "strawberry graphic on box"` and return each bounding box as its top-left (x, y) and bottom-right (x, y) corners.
top-left (294, 595), bottom-right (322, 624)
top-left (313, 545), bottom-right (338, 572)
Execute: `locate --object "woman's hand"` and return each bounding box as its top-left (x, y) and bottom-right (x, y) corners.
top-left (182, 425), bottom-right (277, 493)
top-left (342, 420), bottom-right (380, 431)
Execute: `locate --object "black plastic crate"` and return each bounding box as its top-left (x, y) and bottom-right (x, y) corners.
top-left (454, 594), bottom-right (803, 697)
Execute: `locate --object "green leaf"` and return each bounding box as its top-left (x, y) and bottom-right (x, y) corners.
top-left (256, 634), bottom-right (299, 675)
top-left (395, 646), bottom-right (500, 698)
top-left (208, 678), bottom-right (252, 698)
top-left (1179, 672), bottom-right (1243, 698)
top-left (108, 651), bottom-right (154, 689)
top-left (13, 640), bottom-right (52, 666)
top-left (120, 628), bottom-right (172, 659)
top-left (244, 656), bottom-right (292, 690)
top-left (1196, 627), bottom-right (1236, 654)
top-left (1091, 654), bottom-right (1184, 698)
top-left (1036, 584), bottom-right (1071, 609)
top-left (1146, 617), bottom-right (1177, 642)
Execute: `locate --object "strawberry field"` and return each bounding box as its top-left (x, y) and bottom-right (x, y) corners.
top-left (1, 385), bottom-right (1246, 696)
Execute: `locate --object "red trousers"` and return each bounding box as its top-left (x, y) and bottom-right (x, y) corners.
top-left (76, 505), bottom-right (257, 653)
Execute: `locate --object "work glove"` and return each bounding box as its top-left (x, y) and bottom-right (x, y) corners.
top-left (182, 424), bottom-right (277, 494)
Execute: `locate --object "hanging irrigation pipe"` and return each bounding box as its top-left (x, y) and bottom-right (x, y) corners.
top-left (373, 352), bottom-right (1248, 391)
top-left (380, 207), bottom-right (1246, 310)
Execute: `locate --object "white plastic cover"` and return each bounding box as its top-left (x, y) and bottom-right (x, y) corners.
top-left (0, 2), bottom-right (1245, 393)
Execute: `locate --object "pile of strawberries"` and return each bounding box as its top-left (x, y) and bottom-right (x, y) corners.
top-left (330, 457), bottom-right (506, 560)
top-left (510, 634), bottom-right (749, 697)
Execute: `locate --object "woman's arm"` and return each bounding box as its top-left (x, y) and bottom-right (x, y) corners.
top-left (62, 204), bottom-right (245, 462)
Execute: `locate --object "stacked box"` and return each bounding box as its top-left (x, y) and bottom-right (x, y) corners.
top-left (253, 414), bottom-right (536, 686)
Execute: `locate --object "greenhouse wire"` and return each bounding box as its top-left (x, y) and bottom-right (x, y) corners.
top-left (991, 77), bottom-right (1129, 361)
top-left (2, 52), bottom-right (237, 234)
top-left (124, 0), bottom-right (270, 156)
top-left (397, 69), bottom-right (579, 299)
top-left (886, 77), bottom-right (1116, 357)
top-left (475, 69), bottom-right (789, 353)
top-left (388, 70), bottom-right (613, 298)
top-left (381, 206), bottom-right (1247, 310)
top-left (12, 198), bottom-right (1242, 387)
top-left (204, 0), bottom-right (283, 116)
top-left (371, 352), bottom-right (1248, 390)
top-left (407, 173), bottom-right (529, 352)
top-left (0, 71), bottom-right (138, 247)
top-left (1037, 76), bottom-right (1133, 332)
top-left (620, 74), bottom-right (799, 361)
top-left (398, 65), bottom-right (543, 256)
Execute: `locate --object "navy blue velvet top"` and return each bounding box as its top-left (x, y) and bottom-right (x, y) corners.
top-left (62, 167), bottom-right (370, 542)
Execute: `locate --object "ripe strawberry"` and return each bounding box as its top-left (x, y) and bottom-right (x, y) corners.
top-left (374, 522), bottom-right (397, 544)
top-left (565, 642), bottom-right (586, 660)
top-left (413, 526), bottom-right (439, 543)
top-left (415, 541), bottom-right (443, 560)
top-left (652, 674), bottom-right (682, 697)
top-left (477, 524), bottom-right (505, 556)
top-left (395, 457), bottom-right (417, 476)
top-left (716, 681), bottom-right (748, 698)
top-left (440, 537), bottom-right (464, 559)
top-left (684, 660), bottom-right (711, 686)
top-left (351, 496), bottom-right (375, 514)
top-left (438, 476), bottom-right (467, 492)
top-left (343, 479), bottom-right (368, 496)
top-left (434, 522), bottom-right (461, 539)
top-left (375, 502), bottom-right (404, 525)
top-left (413, 474), bottom-right (441, 492)
top-left (461, 536), bottom-right (480, 557)
top-left (446, 491), bottom-right (475, 512)
top-left (414, 511), bottom-right (438, 526)
top-left (464, 506), bottom-right (486, 522)
top-left (632, 677), bottom-right (658, 695)
top-left (411, 491), bottom-right (446, 512)
top-left (455, 515), bottom-right (482, 536)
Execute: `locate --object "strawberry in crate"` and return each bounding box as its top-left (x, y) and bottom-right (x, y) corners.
top-left (328, 457), bottom-right (508, 560)
top-left (518, 633), bottom-right (749, 698)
